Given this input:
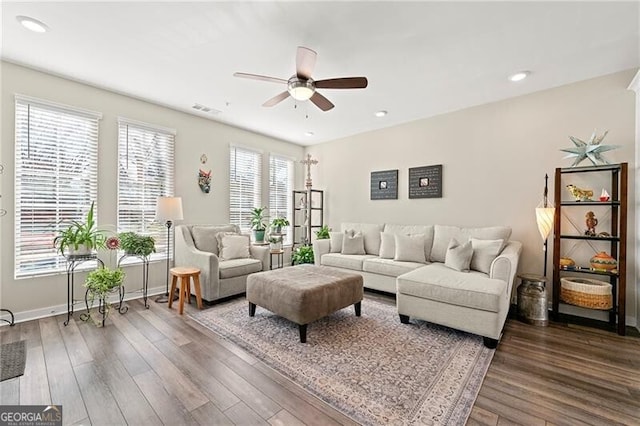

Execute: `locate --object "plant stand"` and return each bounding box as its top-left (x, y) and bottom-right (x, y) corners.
top-left (64, 254), bottom-right (104, 326)
top-left (81, 285), bottom-right (127, 327)
top-left (117, 254), bottom-right (150, 308)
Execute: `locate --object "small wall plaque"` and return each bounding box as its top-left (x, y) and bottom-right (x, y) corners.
top-left (409, 165), bottom-right (442, 199)
top-left (370, 169), bottom-right (398, 200)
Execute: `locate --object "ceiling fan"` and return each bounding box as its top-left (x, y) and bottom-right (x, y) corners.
top-left (234, 46), bottom-right (368, 111)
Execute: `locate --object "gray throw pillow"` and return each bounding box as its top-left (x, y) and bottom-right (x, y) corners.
top-left (329, 232), bottom-right (344, 253)
top-left (444, 238), bottom-right (473, 272)
top-left (470, 238), bottom-right (505, 274)
top-left (378, 232), bottom-right (395, 259)
top-left (394, 233), bottom-right (426, 263)
top-left (342, 231), bottom-right (366, 255)
top-left (217, 233), bottom-right (251, 260)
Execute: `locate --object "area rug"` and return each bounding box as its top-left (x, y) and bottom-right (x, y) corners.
top-left (1, 340), bottom-right (27, 382)
top-left (190, 298), bottom-right (494, 425)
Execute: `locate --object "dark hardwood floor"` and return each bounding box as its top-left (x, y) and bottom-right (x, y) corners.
top-left (1, 292), bottom-right (639, 426)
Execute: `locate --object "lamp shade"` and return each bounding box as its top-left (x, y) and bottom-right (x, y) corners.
top-left (535, 207), bottom-right (555, 241)
top-left (156, 196), bottom-right (183, 222)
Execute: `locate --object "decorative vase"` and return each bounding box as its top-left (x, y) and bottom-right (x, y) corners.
top-left (590, 252), bottom-right (617, 271)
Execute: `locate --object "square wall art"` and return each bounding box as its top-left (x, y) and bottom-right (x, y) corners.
top-left (409, 164), bottom-right (442, 198)
top-left (370, 169), bottom-right (398, 200)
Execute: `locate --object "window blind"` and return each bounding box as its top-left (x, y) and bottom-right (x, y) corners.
top-left (14, 95), bottom-right (101, 278)
top-left (269, 155), bottom-right (294, 244)
top-left (229, 146), bottom-right (262, 233)
top-left (117, 119), bottom-right (175, 260)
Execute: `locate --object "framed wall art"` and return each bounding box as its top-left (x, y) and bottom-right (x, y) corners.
top-left (370, 169), bottom-right (398, 200)
top-left (409, 164), bottom-right (442, 199)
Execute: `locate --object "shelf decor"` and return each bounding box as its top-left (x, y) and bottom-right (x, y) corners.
top-left (408, 164), bottom-right (442, 199)
top-left (560, 277), bottom-right (612, 310)
top-left (560, 129), bottom-right (620, 167)
top-left (370, 169), bottom-right (398, 200)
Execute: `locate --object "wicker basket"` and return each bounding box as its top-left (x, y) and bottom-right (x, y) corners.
top-left (560, 278), bottom-right (612, 310)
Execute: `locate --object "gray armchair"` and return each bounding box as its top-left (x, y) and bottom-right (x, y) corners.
top-left (174, 224), bottom-right (270, 303)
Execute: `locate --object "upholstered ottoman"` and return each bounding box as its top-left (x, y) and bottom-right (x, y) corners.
top-left (246, 264), bottom-right (364, 343)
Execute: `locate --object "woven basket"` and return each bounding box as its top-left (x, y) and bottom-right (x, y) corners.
top-left (560, 278), bottom-right (612, 310)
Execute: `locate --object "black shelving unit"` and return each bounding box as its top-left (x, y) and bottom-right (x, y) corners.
top-left (291, 189), bottom-right (324, 246)
top-left (552, 163), bottom-right (627, 335)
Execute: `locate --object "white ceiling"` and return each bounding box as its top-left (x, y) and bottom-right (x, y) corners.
top-left (2, 1), bottom-right (639, 146)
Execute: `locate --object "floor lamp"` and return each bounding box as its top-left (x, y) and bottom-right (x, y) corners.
top-left (155, 196), bottom-right (183, 303)
top-left (535, 174), bottom-right (555, 277)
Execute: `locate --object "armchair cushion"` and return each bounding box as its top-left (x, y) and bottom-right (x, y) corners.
top-left (219, 258), bottom-right (263, 279)
top-left (191, 225), bottom-right (238, 255)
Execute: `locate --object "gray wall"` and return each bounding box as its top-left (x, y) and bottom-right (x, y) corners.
top-left (305, 69), bottom-right (638, 326)
top-left (0, 61), bottom-right (304, 319)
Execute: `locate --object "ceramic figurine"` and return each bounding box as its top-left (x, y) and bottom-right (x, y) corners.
top-left (584, 211), bottom-right (598, 236)
top-left (566, 184), bottom-right (593, 202)
top-left (198, 169), bottom-right (212, 193)
top-left (599, 189), bottom-right (610, 202)
top-left (590, 252), bottom-right (617, 271)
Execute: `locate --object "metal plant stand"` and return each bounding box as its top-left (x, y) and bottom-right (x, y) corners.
top-left (117, 254), bottom-right (150, 308)
top-left (80, 284), bottom-right (127, 327)
top-left (64, 254), bottom-right (104, 326)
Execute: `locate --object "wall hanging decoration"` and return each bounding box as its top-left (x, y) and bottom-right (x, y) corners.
top-left (200, 154), bottom-right (208, 164)
top-left (370, 169), bottom-right (398, 200)
top-left (560, 129), bottom-right (619, 167)
top-left (300, 154), bottom-right (318, 189)
top-left (198, 169), bottom-right (212, 193)
top-left (408, 164), bottom-right (442, 199)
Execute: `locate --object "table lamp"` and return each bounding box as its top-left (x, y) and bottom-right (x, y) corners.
top-left (155, 196), bottom-right (183, 303)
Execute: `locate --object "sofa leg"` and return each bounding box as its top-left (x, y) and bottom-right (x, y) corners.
top-left (299, 324), bottom-right (307, 343)
top-left (354, 301), bottom-right (361, 317)
top-left (483, 337), bottom-right (499, 349)
top-left (399, 314), bottom-right (410, 324)
top-left (248, 302), bottom-right (256, 317)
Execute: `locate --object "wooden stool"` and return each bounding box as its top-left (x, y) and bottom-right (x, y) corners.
top-left (168, 267), bottom-right (203, 314)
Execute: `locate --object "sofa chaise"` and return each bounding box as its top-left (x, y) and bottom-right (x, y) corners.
top-left (313, 223), bottom-right (522, 347)
top-left (175, 224), bottom-right (270, 303)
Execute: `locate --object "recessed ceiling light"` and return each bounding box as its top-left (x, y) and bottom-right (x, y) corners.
top-left (509, 71), bottom-right (530, 82)
top-left (374, 110), bottom-right (388, 117)
top-left (16, 16), bottom-right (48, 33)
top-left (304, 131), bottom-right (314, 137)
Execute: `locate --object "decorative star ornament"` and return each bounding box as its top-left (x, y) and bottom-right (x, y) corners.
top-left (560, 129), bottom-right (620, 167)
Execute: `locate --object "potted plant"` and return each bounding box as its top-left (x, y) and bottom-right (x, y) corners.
top-left (315, 225), bottom-right (331, 240)
top-left (53, 201), bottom-right (106, 256)
top-left (270, 216), bottom-right (290, 234)
top-left (292, 246), bottom-right (314, 265)
top-left (118, 232), bottom-right (156, 257)
top-left (268, 235), bottom-right (282, 251)
top-left (250, 206), bottom-right (268, 243)
top-left (84, 266), bottom-right (125, 326)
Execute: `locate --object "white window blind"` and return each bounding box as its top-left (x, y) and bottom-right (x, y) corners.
top-left (117, 118), bottom-right (175, 260)
top-left (14, 95), bottom-right (101, 278)
top-left (269, 155), bottom-right (294, 244)
top-left (229, 146), bottom-right (262, 233)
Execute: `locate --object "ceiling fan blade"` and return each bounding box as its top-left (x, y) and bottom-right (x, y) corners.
top-left (263, 91), bottom-right (290, 107)
top-left (233, 72), bottom-right (287, 84)
top-left (296, 46), bottom-right (317, 79)
top-left (310, 92), bottom-right (334, 111)
top-left (315, 77), bottom-right (368, 89)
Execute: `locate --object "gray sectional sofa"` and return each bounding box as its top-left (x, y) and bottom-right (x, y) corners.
top-left (312, 223), bottom-right (522, 347)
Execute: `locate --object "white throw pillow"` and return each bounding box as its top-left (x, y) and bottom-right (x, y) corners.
top-left (394, 234), bottom-right (426, 263)
top-left (444, 238), bottom-right (473, 272)
top-left (470, 238), bottom-right (505, 274)
top-left (342, 231), bottom-right (366, 255)
top-left (218, 233), bottom-right (251, 260)
top-left (379, 232), bottom-right (396, 259)
top-left (329, 232), bottom-right (344, 253)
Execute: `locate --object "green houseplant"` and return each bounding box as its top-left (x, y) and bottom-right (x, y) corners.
top-left (53, 201), bottom-right (106, 256)
top-left (84, 266), bottom-right (125, 326)
top-left (270, 217), bottom-right (290, 234)
top-left (315, 225), bottom-right (331, 239)
top-left (250, 206), bottom-right (268, 243)
top-left (292, 246), bottom-right (314, 265)
top-left (118, 232), bottom-right (156, 257)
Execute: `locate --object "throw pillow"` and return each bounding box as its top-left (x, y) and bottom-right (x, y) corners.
top-left (329, 232), bottom-right (344, 253)
top-left (217, 233), bottom-right (251, 260)
top-left (379, 232), bottom-right (396, 259)
top-left (394, 233), bottom-right (426, 263)
top-left (470, 238), bottom-right (505, 274)
top-left (342, 231), bottom-right (366, 255)
top-left (444, 238), bottom-right (473, 272)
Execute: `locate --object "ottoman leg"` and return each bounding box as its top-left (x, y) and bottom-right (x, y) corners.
top-left (354, 301), bottom-right (361, 317)
top-left (399, 314), bottom-right (410, 324)
top-left (249, 302), bottom-right (256, 317)
top-left (299, 324), bottom-right (307, 343)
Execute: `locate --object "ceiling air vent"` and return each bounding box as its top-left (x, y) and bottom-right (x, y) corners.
top-left (192, 103), bottom-right (220, 114)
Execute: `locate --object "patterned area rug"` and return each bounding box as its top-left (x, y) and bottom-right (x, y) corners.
top-left (190, 298), bottom-right (494, 425)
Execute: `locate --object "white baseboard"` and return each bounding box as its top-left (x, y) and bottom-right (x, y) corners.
top-left (0, 285), bottom-right (167, 326)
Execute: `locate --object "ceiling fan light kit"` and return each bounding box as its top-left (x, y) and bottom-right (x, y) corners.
top-left (235, 46), bottom-right (368, 112)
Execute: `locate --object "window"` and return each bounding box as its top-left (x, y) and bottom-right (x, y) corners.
top-left (117, 118), bottom-right (175, 260)
top-left (14, 95), bottom-right (101, 277)
top-left (269, 155), bottom-right (294, 244)
top-left (229, 146), bottom-right (262, 233)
